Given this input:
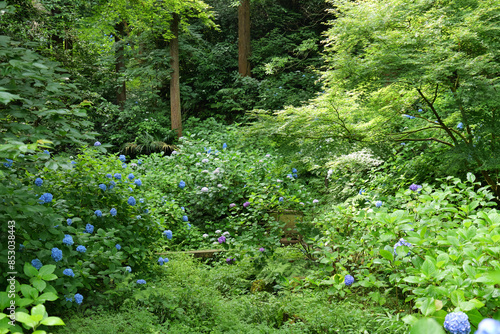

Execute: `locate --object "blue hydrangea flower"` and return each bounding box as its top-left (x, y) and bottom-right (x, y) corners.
top-left (181, 206), bottom-right (185, 211)
top-left (144, 209), bottom-right (149, 214)
top-left (43, 150), bottom-right (50, 155)
top-left (119, 155), bottom-right (126, 162)
top-left (67, 218), bottom-right (72, 225)
top-left (129, 187), bottom-right (133, 191)
top-left (128, 196), bottom-right (136, 206)
top-left (65, 296), bottom-right (73, 302)
top-left (344, 274), bottom-right (354, 286)
top-left (51, 248), bottom-right (63, 262)
top-left (98, 184), bottom-right (106, 191)
top-left (179, 180), bottom-right (186, 189)
top-left (136, 279), bottom-right (146, 284)
top-left (128, 173), bottom-right (134, 180)
top-left (114, 173), bottom-right (121, 180)
top-left (139, 198), bottom-right (145, 203)
top-left (109, 180), bottom-right (116, 189)
top-left (134, 179), bottom-right (142, 186)
top-left (125, 266), bottom-right (132, 273)
top-left (443, 312), bottom-right (471, 334)
top-left (279, 197), bottom-right (284, 202)
top-left (110, 208), bottom-right (117, 216)
top-left (187, 223), bottom-right (191, 230)
top-left (182, 215), bottom-right (188, 222)
top-left (94, 141), bottom-right (101, 146)
top-left (106, 173), bottom-right (112, 178)
top-left (122, 163), bottom-right (127, 168)
top-left (136, 215), bottom-right (142, 219)
top-left (393, 238), bottom-right (412, 257)
top-left (94, 210), bottom-right (102, 217)
top-left (164, 230), bottom-right (172, 239)
top-left (63, 269), bottom-right (75, 277)
top-left (222, 143), bottom-right (227, 149)
top-left (358, 189), bottom-right (365, 195)
top-left (35, 178), bottom-right (43, 187)
top-left (137, 159), bottom-right (142, 165)
top-left (457, 122), bottom-right (464, 130)
top-left (38, 193), bottom-right (53, 204)
top-left (85, 223), bottom-right (94, 233)
top-left (475, 318), bottom-right (500, 334)
top-left (292, 168), bottom-right (297, 173)
top-left (3, 159), bottom-right (13, 168)
top-left (76, 245), bottom-right (86, 253)
top-left (31, 259), bottom-right (42, 270)
top-left (158, 257), bottom-right (165, 265)
top-left (115, 244), bottom-right (121, 250)
top-left (74, 293), bottom-right (83, 305)
top-left (63, 234), bottom-right (74, 246)
top-left (71, 161), bottom-right (77, 165)
top-left (409, 183), bottom-right (422, 191)
top-left (375, 201), bottom-right (383, 207)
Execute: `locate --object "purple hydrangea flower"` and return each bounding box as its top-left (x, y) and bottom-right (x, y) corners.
top-left (226, 257), bottom-right (235, 264)
top-left (229, 203), bottom-right (236, 208)
top-left (313, 199), bottom-right (319, 204)
top-left (243, 202), bottom-right (250, 208)
top-left (409, 184), bottom-right (422, 191)
top-left (259, 248), bottom-right (265, 252)
top-left (393, 238), bottom-right (412, 257)
top-left (443, 312), bottom-right (471, 334)
top-left (218, 236), bottom-right (226, 244)
top-left (201, 187), bottom-right (209, 192)
top-left (94, 141), bottom-right (101, 146)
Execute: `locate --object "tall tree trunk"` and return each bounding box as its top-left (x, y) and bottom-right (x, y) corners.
top-left (115, 21), bottom-right (127, 111)
top-left (238, 0), bottom-right (251, 77)
top-left (170, 13), bottom-right (182, 138)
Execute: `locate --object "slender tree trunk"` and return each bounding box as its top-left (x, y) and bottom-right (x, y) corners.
top-left (170, 13), bottom-right (182, 138)
top-left (115, 21), bottom-right (127, 111)
top-left (238, 0), bottom-right (251, 77)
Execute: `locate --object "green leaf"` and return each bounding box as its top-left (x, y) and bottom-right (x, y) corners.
top-left (410, 318), bottom-right (445, 334)
top-left (31, 279), bottom-right (46, 293)
top-left (14, 312), bottom-right (36, 328)
top-left (0, 292), bottom-right (10, 310)
top-left (37, 292), bottom-right (58, 302)
top-left (40, 317), bottom-right (65, 326)
top-left (24, 263), bottom-right (38, 278)
top-left (421, 259), bottom-right (436, 277)
top-left (419, 298), bottom-right (436, 316)
top-left (379, 249), bottom-right (394, 262)
top-left (38, 265), bottom-right (56, 277)
top-left (30, 304), bottom-right (46, 317)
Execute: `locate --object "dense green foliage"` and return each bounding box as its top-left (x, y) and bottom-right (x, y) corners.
top-left (2, 0), bottom-right (500, 333)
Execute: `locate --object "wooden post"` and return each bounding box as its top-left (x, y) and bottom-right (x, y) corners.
top-left (238, 0), bottom-right (251, 77)
top-left (170, 13), bottom-right (182, 138)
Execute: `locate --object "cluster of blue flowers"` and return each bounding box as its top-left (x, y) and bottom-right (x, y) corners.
top-left (63, 268), bottom-right (75, 277)
top-left (85, 223), bottom-right (94, 233)
top-left (163, 230), bottom-right (173, 239)
top-left (393, 238), bottom-right (412, 257)
top-left (63, 235), bottom-right (74, 246)
top-left (31, 259), bottom-right (43, 270)
top-left (158, 257), bottom-right (169, 265)
top-left (409, 184), bottom-right (422, 192)
top-left (128, 173), bottom-right (134, 180)
top-left (35, 178), bottom-right (43, 187)
top-left (67, 218), bottom-right (72, 225)
top-left (375, 200), bottom-right (383, 207)
top-left (475, 318), bottom-right (500, 334)
top-left (94, 141), bottom-right (101, 146)
top-left (76, 245), bottom-right (86, 253)
top-left (135, 179), bottom-right (142, 186)
top-left (182, 215), bottom-right (189, 222)
top-left (457, 122), bottom-right (464, 130)
top-left (51, 248), bottom-right (63, 262)
top-left (110, 208), bottom-right (117, 216)
top-left (344, 274), bottom-right (354, 286)
top-left (119, 155), bottom-right (126, 162)
top-left (115, 244), bottom-right (121, 250)
top-left (443, 312), bottom-right (471, 334)
top-left (74, 293), bottom-right (83, 305)
top-left (38, 193), bottom-right (53, 204)
top-left (136, 279), bottom-right (146, 284)
top-left (99, 184), bottom-right (107, 191)
top-left (3, 159), bottom-right (13, 168)
top-left (179, 180), bottom-right (186, 189)
top-left (128, 196), bottom-right (136, 206)
top-left (125, 266), bottom-right (132, 273)
top-left (94, 210), bottom-right (102, 217)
